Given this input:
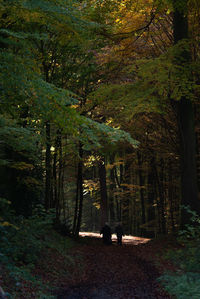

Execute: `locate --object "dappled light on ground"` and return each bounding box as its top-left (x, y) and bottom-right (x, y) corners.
top-left (79, 231), bottom-right (150, 245)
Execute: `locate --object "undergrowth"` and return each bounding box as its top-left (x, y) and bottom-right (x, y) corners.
top-left (0, 199), bottom-right (77, 298)
top-left (159, 207), bottom-right (200, 299)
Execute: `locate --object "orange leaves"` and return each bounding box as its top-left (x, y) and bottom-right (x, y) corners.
top-left (97, 0), bottom-right (172, 68)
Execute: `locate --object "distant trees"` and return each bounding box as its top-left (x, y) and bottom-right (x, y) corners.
top-left (80, 0), bottom-right (200, 235)
top-left (1, 0), bottom-right (200, 237)
top-left (0, 0), bottom-right (136, 235)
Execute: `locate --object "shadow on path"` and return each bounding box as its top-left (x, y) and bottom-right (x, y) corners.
top-left (56, 232), bottom-right (172, 299)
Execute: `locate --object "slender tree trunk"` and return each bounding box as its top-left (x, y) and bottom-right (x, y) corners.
top-left (153, 159), bottom-right (166, 234)
top-left (44, 64), bottom-right (52, 211)
top-left (168, 160), bottom-right (176, 232)
top-left (98, 157), bottom-right (108, 227)
top-left (147, 156), bottom-right (156, 238)
top-left (60, 146), bottom-right (66, 222)
top-left (109, 155), bottom-right (115, 223)
top-left (53, 147), bottom-right (57, 203)
top-left (122, 156), bottom-right (131, 234)
top-left (45, 121), bottom-right (52, 210)
top-left (113, 163), bottom-right (123, 222)
top-left (137, 152), bottom-right (146, 236)
top-left (75, 144), bottom-right (84, 236)
top-left (114, 164), bottom-right (122, 221)
top-left (72, 169), bottom-right (79, 235)
top-left (55, 134), bottom-right (62, 220)
top-left (53, 133), bottom-right (61, 210)
top-left (159, 158), bottom-right (166, 234)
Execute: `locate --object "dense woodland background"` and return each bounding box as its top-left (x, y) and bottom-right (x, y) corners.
top-left (1, 0), bottom-right (200, 297)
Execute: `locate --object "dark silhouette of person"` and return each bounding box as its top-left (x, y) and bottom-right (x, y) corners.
top-left (115, 222), bottom-right (124, 245)
top-left (100, 222), bottom-right (112, 245)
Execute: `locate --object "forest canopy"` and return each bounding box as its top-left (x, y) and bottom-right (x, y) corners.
top-left (1, 0), bottom-right (200, 237)
top-left (1, 1), bottom-right (200, 298)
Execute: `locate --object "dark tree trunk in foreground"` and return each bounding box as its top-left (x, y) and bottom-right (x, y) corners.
top-left (173, 0), bottom-right (200, 225)
top-left (98, 157), bottom-right (108, 227)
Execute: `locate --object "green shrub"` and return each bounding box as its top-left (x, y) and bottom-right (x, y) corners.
top-left (159, 206), bottom-right (200, 298)
top-left (0, 202), bottom-right (57, 297)
top-left (160, 273), bottom-right (200, 299)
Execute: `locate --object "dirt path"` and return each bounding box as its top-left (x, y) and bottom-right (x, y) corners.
top-left (57, 233), bottom-right (172, 299)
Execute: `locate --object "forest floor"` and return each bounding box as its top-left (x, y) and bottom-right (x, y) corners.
top-left (54, 233), bottom-right (176, 299)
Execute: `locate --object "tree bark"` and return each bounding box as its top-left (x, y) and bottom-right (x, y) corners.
top-left (75, 144), bottom-right (84, 236)
top-left (137, 152), bottom-right (146, 236)
top-left (72, 168), bottom-right (79, 235)
top-left (45, 121), bottom-right (52, 210)
top-left (173, 0), bottom-right (200, 225)
top-left (98, 157), bottom-right (108, 227)
top-left (147, 156), bottom-right (156, 237)
top-left (168, 160), bottom-right (176, 232)
top-left (153, 158), bottom-right (166, 234)
top-left (109, 155), bottom-right (115, 223)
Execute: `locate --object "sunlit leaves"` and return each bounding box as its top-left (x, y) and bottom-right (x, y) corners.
top-left (78, 117), bottom-right (138, 152)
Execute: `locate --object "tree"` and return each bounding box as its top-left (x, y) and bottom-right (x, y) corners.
top-left (172, 0), bottom-right (200, 225)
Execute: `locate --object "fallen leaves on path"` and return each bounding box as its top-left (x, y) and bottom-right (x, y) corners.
top-left (57, 233), bottom-right (174, 299)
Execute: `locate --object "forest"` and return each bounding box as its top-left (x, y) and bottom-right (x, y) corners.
top-left (1, 0), bottom-right (200, 298)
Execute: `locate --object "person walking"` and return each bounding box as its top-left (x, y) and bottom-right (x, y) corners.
top-left (115, 222), bottom-right (124, 245)
top-left (100, 222), bottom-right (112, 245)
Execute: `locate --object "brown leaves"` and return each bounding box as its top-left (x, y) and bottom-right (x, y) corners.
top-left (57, 235), bottom-right (173, 298)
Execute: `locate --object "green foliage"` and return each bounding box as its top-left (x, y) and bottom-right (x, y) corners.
top-left (160, 272), bottom-right (200, 299)
top-left (171, 0), bottom-right (188, 13)
top-left (80, 117), bottom-right (138, 152)
top-left (134, 40), bottom-right (199, 104)
top-left (0, 115), bottom-right (43, 215)
top-left (0, 115), bottom-right (40, 161)
top-left (159, 207), bottom-right (200, 298)
top-left (89, 81), bottom-right (165, 119)
top-left (178, 206), bottom-right (200, 242)
top-left (90, 40), bottom-right (199, 122)
top-left (8, 213), bottom-right (54, 264)
top-left (0, 204), bottom-right (76, 298)
top-left (0, 205), bottom-right (54, 264)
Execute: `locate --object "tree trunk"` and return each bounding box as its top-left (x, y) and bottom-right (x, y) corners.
top-left (137, 152), bottom-right (146, 236)
top-left (109, 155), bottom-right (115, 223)
top-left (98, 157), bottom-right (108, 227)
top-left (153, 159), bottom-right (166, 234)
top-left (194, 104), bottom-right (200, 190)
top-left (159, 158), bottom-right (166, 234)
top-left (147, 156), bottom-right (156, 238)
top-left (72, 168), bottom-right (79, 235)
top-left (45, 121), bottom-right (52, 210)
top-left (173, 0), bottom-right (200, 225)
top-left (122, 156), bottom-right (131, 234)
top-left (75, 144), bottom-right (84, 236)
top-left (168, 160), bottom-right (176, 232)
top-left (53, 133), bottom-right (61, 211)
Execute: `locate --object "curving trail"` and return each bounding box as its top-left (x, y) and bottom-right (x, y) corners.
top-left (57, 233), bottom-right (172, 299)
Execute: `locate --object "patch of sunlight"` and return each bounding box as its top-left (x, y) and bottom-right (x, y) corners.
top-left (79, 232), bottom-right (150, 245)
